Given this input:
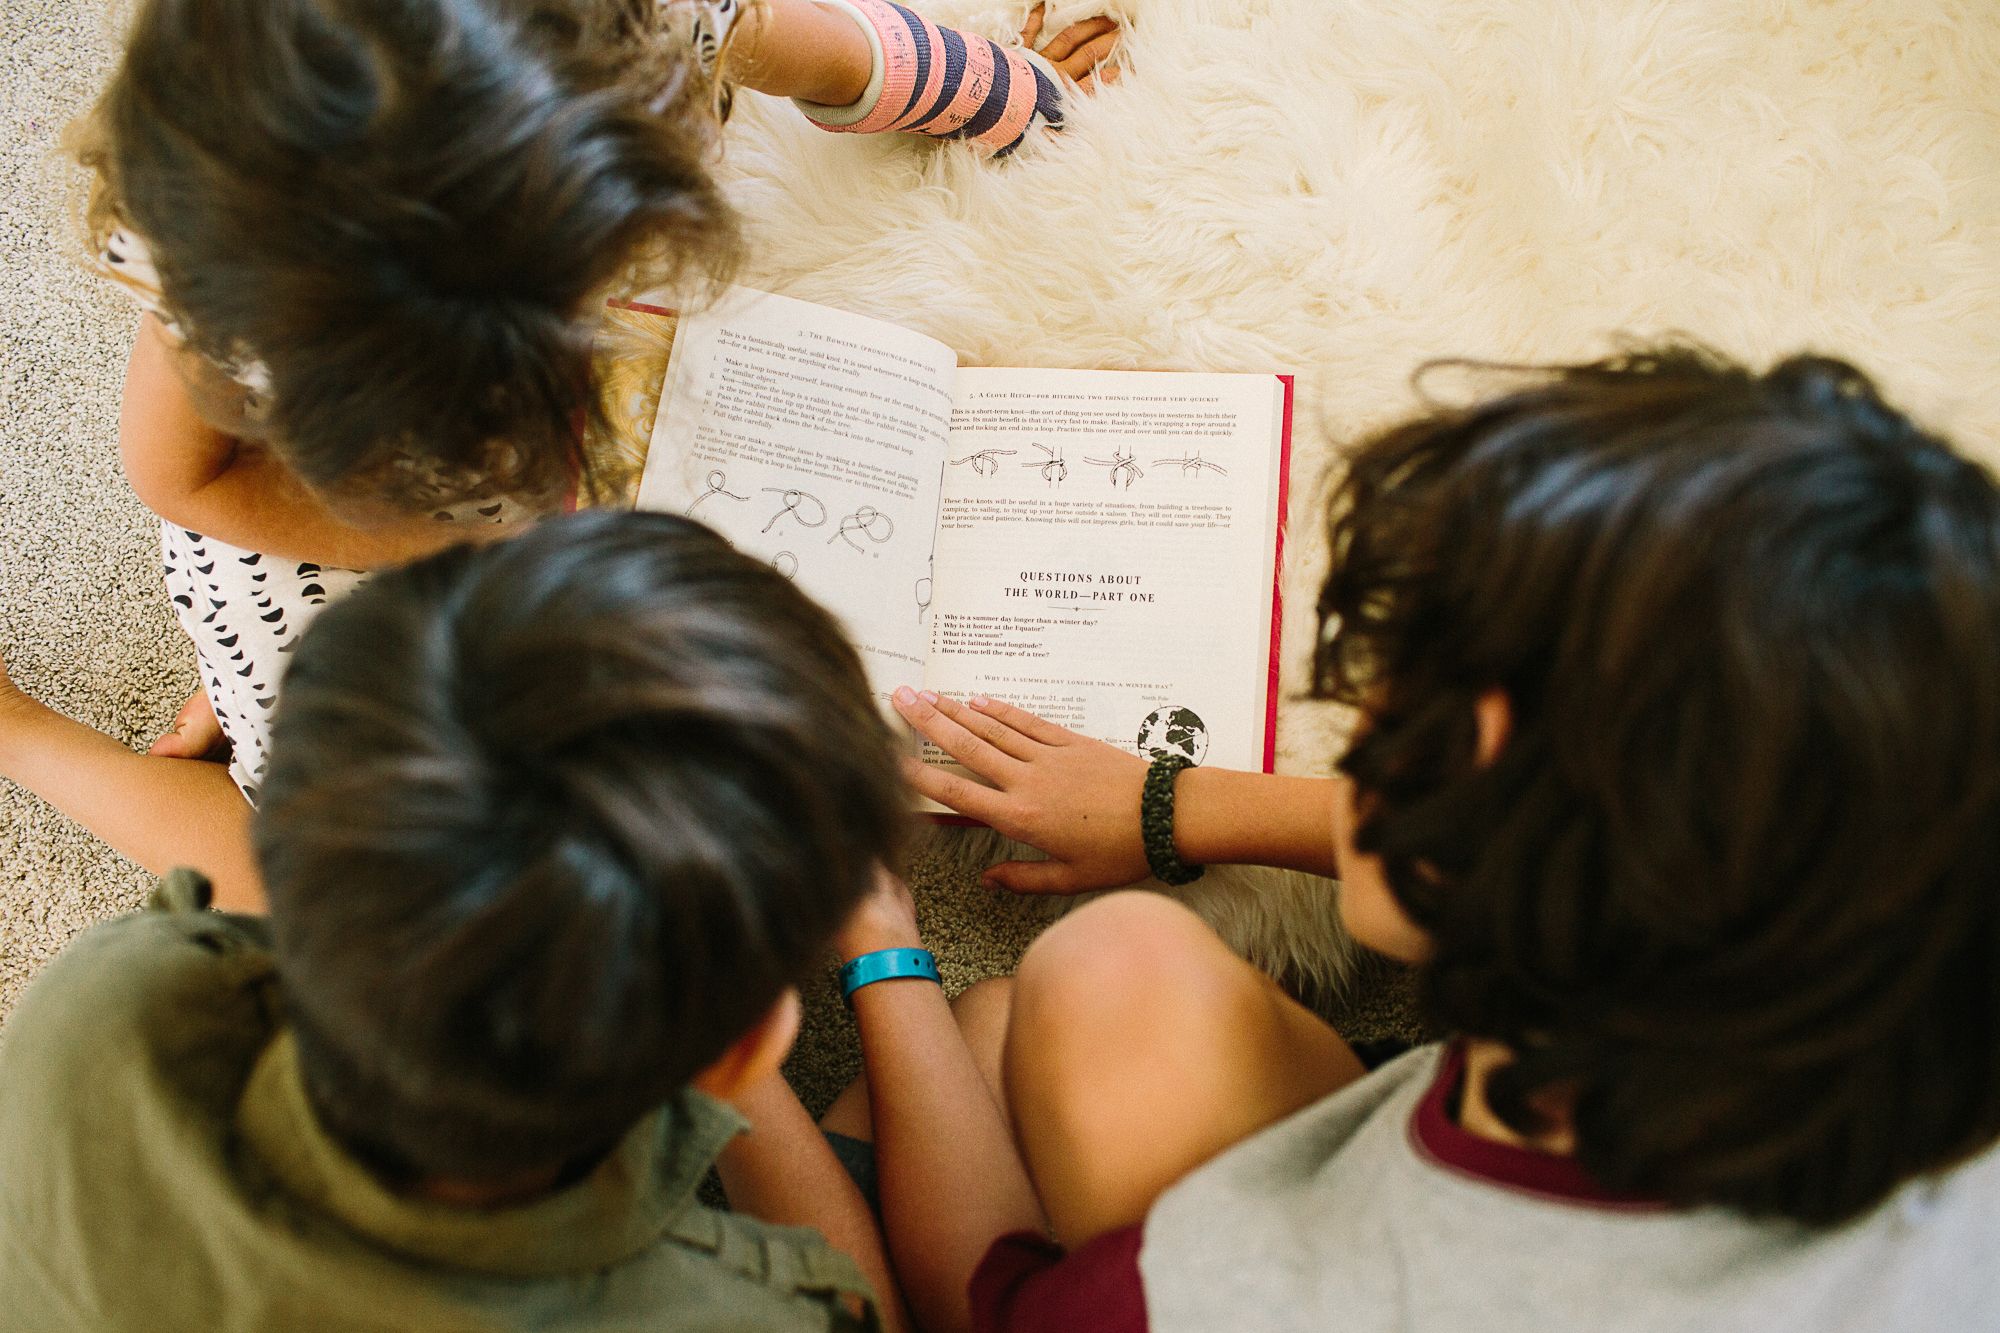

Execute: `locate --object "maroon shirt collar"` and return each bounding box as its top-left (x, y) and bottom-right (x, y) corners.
top-left (1407, 1043), bottom-right (1669, 1212)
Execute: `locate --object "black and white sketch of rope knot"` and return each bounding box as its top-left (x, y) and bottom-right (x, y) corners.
top-left (951, 448), bottom-right (1017, 476)
top-left (1084, 449), bottom-right (1145, 489)
top-left (830, 505), bottom-right (896, 550)
top-left (1021, 442), bottom-right (1068, 486)
top-left (760, 487), bottom-right (827, 533)
top-left (1150, 451), bottom-right (1229, 478)
top-left (771, 551), bottom-right (798, 580)
top-left (685, 469), bottom-right (750, 515)
top-left (915, 575), bottom-right (932, 623)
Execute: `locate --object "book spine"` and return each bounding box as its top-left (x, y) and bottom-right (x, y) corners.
top-left (1264, 375), bottom-right (1296, 775)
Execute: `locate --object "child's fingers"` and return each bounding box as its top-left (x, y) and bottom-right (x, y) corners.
top-left (983, 859), bottom-right (1087, 895)
top-left (964, 694), bottom-right (1075, 748)
top-left (147, 689), bottom-right (224, 759)
top-left (893, 688), bottom-right (1029, 778)
top-left (901, 754), bottom-right (1011, 824)
top-left (147, 731), bottom-right (197, 759)
top-left (925, 691), bottom-right (1045, 762)
top-left (1019, 2), bottom-right (1047, 48)
top-left (1040, 15), bottom-right (1119, 66)
top-left (1051, 27), bottom-right (1120, 80)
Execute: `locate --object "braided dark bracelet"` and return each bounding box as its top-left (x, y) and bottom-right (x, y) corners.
top-left (1140, 754), bottom-right (1205, 886)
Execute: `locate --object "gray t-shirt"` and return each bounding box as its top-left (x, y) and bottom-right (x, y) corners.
top-left (1142, 1043), bottom-right (2000, 1332)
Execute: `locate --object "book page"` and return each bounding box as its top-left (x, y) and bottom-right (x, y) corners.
top-left (925, 368), bottom-right (1288, 776)
top-left (635, 286), bottom-right (957, 696)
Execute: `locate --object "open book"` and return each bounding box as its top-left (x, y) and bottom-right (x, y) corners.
top-left (633, 286), bottom-right (1293, 803)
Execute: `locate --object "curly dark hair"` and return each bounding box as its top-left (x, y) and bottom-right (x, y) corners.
top-left (1315, 346), bottom-right (2000, 1226)
top-left (77, 0), bottom-right (742, 509)
top-left (257, 511), bottom-right (905, 1183)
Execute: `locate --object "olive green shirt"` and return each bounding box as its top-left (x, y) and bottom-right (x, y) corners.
top-left (0, 872), bottom-right (876, 1332)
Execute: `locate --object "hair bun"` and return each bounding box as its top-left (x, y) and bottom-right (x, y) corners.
top-left (1765, 354), bottom-right (1911, 444)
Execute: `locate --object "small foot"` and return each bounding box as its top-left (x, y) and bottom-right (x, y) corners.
top-left (148, 689), bottom-right (230, 762)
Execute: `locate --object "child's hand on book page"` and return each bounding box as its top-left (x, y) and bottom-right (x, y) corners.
top-left (893, 688), bottom-right (1151, 893)
top-left (1020, 4), bottom-right (1121, 92)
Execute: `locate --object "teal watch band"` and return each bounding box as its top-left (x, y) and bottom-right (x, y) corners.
top-left (840, 947), bottom-right (941, 1001)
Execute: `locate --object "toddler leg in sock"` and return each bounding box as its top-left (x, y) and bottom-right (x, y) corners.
top-left (798, 0), bottom-right (1067, 158)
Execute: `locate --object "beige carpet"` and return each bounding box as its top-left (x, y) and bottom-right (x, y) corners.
top-left (6, 0), bottom-right (1999, 1114)
top-left (0, 0), bottom-right (192, 1018)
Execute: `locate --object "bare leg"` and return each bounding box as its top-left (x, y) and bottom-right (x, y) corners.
top-left (1004, 891), bottom-right (1366, 1249)
top-left (821, 975), bottom-right (1018, 1141)
top-left (828, 866), bottom-right (1070, 1333)
top-left (0, 657), bottom-right (262, 913)
top-left (726, 0), bottom-right (875, 105)
top-left (719, 1061), bottom-right (913, 1333)
top-left (730, 0), bottom-right (1120, 108)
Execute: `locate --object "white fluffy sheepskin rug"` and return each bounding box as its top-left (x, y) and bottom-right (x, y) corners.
top-left (708, 0), bottom-right (2000, 993)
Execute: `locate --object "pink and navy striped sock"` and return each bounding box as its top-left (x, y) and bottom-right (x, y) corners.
top-left (799, 0), bottom-right (1065, 158)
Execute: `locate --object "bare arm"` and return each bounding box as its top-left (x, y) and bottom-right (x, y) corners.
top-left (714, 1070), bottom-right (913, 1333)
top-left (119, 317), bottom-right (493, 571)
top-left (893, 688), bottom-right (1339, 893)
top-left (838, 873), bottom-right (1045, 1333)
top-left (0, 657), bottom-right (263, 912)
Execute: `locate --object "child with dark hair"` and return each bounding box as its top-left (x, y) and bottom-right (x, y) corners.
top-left (848, 348), bottom-right (2000, 1331)
top-left (0, 0), bottom-right (1114, 901)
top-left (0, 511), bottom-right (925, 1330)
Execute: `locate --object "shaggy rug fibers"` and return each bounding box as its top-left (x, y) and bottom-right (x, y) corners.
top-left (4, 0), bottom-right (1999, 1112)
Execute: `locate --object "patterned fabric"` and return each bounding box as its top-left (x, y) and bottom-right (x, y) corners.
top-left (97, 228), bottom-right (275, 403)
top-left (670, 0), bottom-right (744, 79)
top-left (159, 524), bottom-right (362, 802)
top-left (158, 501), bottom-right (532, 803)
top-left (797, 0), bottom-right (1064, 158)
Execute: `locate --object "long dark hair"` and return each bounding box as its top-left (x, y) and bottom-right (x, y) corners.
top-left (77, 0), bottom-right (741, 509)
top-left (1315, 346), bottom-right (2000, 1225)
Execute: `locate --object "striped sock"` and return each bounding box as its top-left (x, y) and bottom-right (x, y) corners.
top-left (797, 0), bottom-right (1065, 158)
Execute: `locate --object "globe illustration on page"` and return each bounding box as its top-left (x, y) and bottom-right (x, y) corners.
top-left (1136, 706), bottom-right (1209, 765)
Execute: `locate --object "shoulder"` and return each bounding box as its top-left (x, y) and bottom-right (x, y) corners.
top-left (659, 1202), bottom-right (881, 1330)
top-left (1816, 1143), bottom-right (2000, 1319)
top-left (0, 878), bottom-right (281, 1326)
top-left (5, 878), bottom-right (273, 1042)
top-left (1158, 1042), bottom-right (1444, 1211)
top-left (1136, 1044), bottom-right (1442, 1325)
top-left (95, 227), bottom-right (176, 326)
top-left (0, 874), bottom-right (279, 1163)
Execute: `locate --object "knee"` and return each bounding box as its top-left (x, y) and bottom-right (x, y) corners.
top-left (952, 975), bottom-right (1014, 1025)
top-left (1011, 892), bottom-right (1255, 1076)
top-left (950, 975), bottom-right (1015, 1051)
top-left (1018, 892), bottom-right (1229, 1010)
